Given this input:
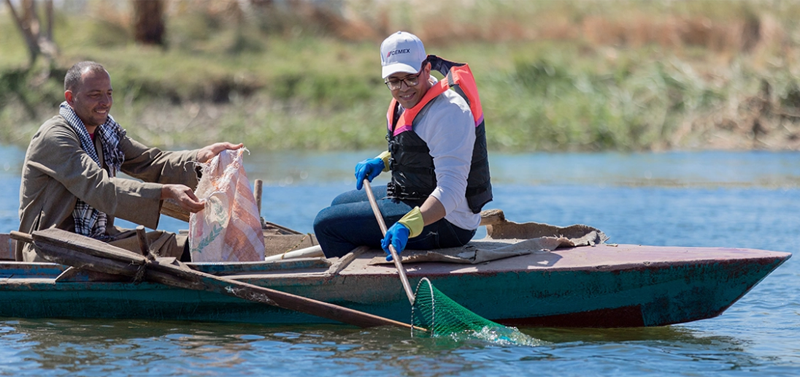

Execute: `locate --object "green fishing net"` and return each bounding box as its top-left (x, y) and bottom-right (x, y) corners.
top-left (411, 277), bottom-right (505, 336)
top-left (410, 278), bottom-right (542, 345)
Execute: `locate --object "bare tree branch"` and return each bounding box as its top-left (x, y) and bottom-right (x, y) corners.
top-left (4, 0), bottom-right (40, 64)
top-left (3, 0), bottom-right (58, 67)
top-left (44, 0), bottom-right (53, 41)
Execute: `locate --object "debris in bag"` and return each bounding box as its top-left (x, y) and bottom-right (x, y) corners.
top-left (189, 148), bottom-right (265, 262)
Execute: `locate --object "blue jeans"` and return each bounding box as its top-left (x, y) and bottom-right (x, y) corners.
top-left (313, 185), bottom-right (476, 258)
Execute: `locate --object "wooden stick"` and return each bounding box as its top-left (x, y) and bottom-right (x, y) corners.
top-left (362, 180), bottom-right (416, 305)
top-left (10, 231), bottom-right (33, 244)
top-left (255, 179), bottom-right (266, 229)
top-left (29, 228), bottom-right (415, 330)
top-left (255, 179), bottom-right (263, 216)
top-left (264, 245), bottom-right (324, 262)
top-left (135, 225), bottom-right (156, 262)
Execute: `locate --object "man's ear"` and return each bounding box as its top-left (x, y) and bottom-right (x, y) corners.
top-left (64, 90), bottom-right (74, 105)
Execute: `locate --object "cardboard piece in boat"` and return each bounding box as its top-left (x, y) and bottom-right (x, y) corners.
top-left (369, 220), bottom-right (608, 265)
top-left (486, 219), bottom-right (608, 243)
top-left (26, 228), bottom-right (414, 330)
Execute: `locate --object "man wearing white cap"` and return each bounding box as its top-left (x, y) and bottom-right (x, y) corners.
top-left (314, 31), bottom-right (492, 259)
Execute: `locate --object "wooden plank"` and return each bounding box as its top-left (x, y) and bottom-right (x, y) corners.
top-left (30, 228), bottom-right (416, 330)
top-left (33, 230), bottom-right (148, 264)
top-left (263, 221), bottom-right (302, 235)
top-left (54, 266), bottom-right (130, 283)
top-left (191, 259), bottom-right (330, 275)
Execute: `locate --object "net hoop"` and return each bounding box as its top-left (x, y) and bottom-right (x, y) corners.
top-left (410, 277), bottom-right (435, 336)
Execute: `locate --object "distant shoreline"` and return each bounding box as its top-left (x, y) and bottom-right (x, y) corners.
top-left (2, 1), bottom-right (799, 152)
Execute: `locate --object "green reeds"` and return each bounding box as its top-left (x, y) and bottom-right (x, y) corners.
top-left (1, 0), bottom-right (799, 151)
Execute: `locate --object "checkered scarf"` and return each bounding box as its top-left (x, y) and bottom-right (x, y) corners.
top-left (59, 102), bottom-right (126, 240)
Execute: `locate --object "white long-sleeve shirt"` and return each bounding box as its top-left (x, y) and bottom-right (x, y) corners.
top-left (398, 89), bottom-right (482, 231)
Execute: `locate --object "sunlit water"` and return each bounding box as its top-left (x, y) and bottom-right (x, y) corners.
top-left (0, 146), bottom-right (797, 376)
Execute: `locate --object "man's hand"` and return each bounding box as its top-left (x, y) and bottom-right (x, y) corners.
top-left (161, 184), bottom-right (205, 213)
top-left (196, 142), bottom-right (244, 163)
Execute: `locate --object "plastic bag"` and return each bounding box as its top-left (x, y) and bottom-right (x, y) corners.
top-left (189, 148), bottom-right (265, 262)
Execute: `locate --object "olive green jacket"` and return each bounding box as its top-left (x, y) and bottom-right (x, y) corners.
top-left (17, 115), bottom-right (200, 262)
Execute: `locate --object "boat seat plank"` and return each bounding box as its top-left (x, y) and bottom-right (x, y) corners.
top-left (0, 262), bottom-right (68, 278)
top-left (55, 266), bottom-right (131, 283)
top-left (190, 258), bottom-right (331, 275)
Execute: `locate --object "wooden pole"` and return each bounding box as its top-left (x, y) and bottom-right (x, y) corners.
top-left (255, 179), bottom-right (263, 215)
top-left (135, 225), bottom-right (156, 262)
top-left (362, 180), bottom-right (416, 305)
top-left (254, 179), bottom-right (265, 228)
top-left (10, 231), bottom-right (32, 244)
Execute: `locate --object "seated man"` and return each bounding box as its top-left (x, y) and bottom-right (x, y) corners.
top-left (17, 61), bottom-right (242, 262)
top-left (313, 31), bottom-right (492, 259)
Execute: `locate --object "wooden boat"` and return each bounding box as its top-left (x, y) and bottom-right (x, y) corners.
top-left (0, 209), bottom-right (790, 328)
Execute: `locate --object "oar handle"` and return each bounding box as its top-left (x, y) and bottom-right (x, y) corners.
top-left (363, 179), bottom-right (416, 305)
top-left (10, 231), bottom-right (33, 244)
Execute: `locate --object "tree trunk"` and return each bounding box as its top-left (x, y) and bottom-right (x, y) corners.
top-left (4, 0), bottom-right (39, 64)
top-left (3, 0), bottom-right (58, 67)
top-left (44, 0), bottom-right (53, 41)
top-left (132, 0), bottom-right (165, 46)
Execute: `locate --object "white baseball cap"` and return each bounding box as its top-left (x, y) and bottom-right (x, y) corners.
top-left (380, 31), bottom-right (426, 79)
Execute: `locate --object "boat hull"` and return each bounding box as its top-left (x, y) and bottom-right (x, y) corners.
top-left (0, 244), bottom-right (790, 327)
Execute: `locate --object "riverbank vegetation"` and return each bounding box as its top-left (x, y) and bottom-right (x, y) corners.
top-left (2, 0), bottom-right (800, 151)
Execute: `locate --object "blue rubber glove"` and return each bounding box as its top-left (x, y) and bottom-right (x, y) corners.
top-left (381, 222), bottom-right (410, 261)
top-left (355, 158), bottom-right (385, 190)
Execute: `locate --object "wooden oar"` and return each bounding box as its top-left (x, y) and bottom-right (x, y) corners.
top-left (363, 180), bottom-right (416, 305)
top-left (10, 229), bottom-right (414, 330)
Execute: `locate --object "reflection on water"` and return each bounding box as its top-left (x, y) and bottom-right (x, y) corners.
top-left (0, 318), bottom-right (772, 377)
top-left (524, 325), bottom-right (743, 346)
top-left (0, 147), bottom-right (798, 375)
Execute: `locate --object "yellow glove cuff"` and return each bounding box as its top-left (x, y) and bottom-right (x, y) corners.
top-left (375, 151), bottom-right (391, 172)
top-left (398, 206), bottom-right (424, 238)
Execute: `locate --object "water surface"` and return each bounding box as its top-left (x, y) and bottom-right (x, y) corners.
top-left (0, 148), bottom-right (797, 376)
